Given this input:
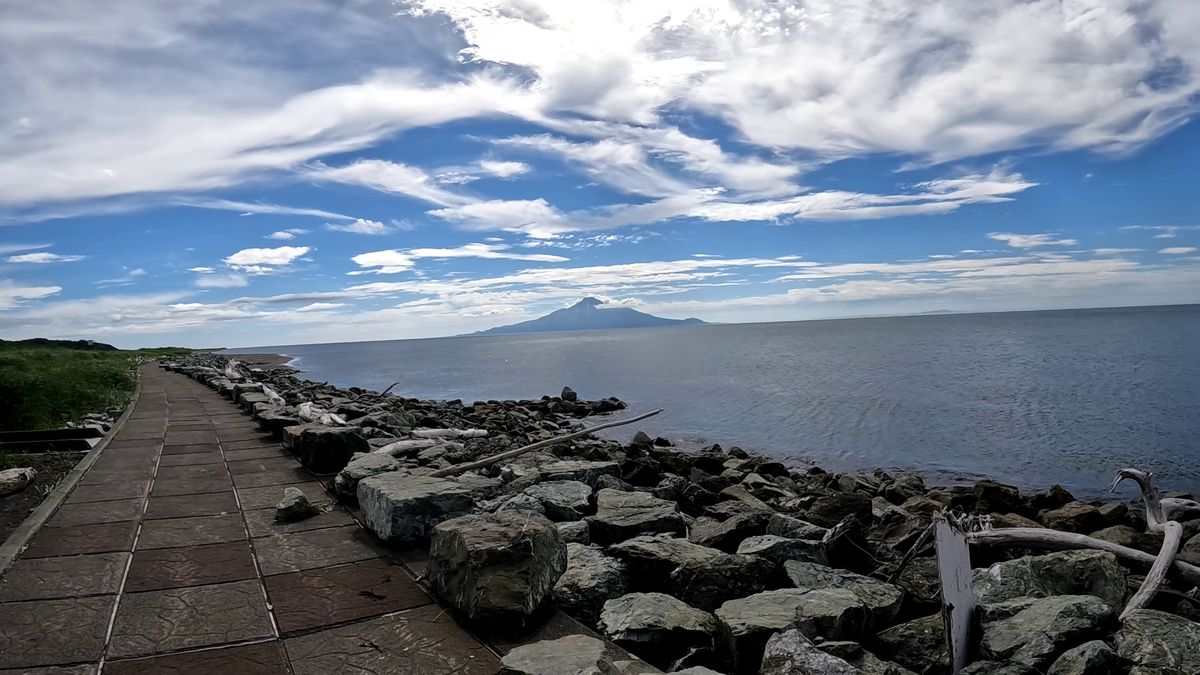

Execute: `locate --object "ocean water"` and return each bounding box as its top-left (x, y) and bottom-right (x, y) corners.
top-left (228, 305), bottom-right (1200, 497)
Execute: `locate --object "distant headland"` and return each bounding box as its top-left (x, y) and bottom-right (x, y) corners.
top-left (472, 297), bottom-right (707, 336)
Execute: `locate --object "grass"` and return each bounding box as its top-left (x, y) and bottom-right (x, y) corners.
top-left (0, 341), bottom-right (192, 432)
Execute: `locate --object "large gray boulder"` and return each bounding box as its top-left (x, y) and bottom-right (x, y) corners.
top-left (817, 642), bottom-right (918, 675)
top-left (557, 520), bottom-right (590, 544)
top-left (767, 514), bottom-right (828, 540)
top-left (973, 550), bottom-right (1127, 610)
top-left (586, 489), bottom-right (686, 545)
top-left (875, 614), bottom-right (949, 675)
top-left (759, 628), bottom-right (860, 675)
top-left (1046, 640), bottom-right (1117, 675)
top-left (540, 460), bottom-right (620, 487)
top-left (428, 511), bottom-right (567, 622)
top-left (333, 453), bottom-right (400, 501)
top-left (553, 543), bottom-right (628, 626)
top-left (499, 634), bottom-right (619, 675)
top-left (607, 534), bottom-right (724, 590)
top-left (737, 535), bottom-right (828, 567)
top-left (668, 553), bottom-right (775, 612)
top-left (689, 512), bottom-right (770, 552)
top-left (1040, 502), bottom-right (1103, 533)
top-left (524, 480), bottom-right (593, 521)
top-left (288, 424), bottom-right (369, 473)
top-left (275, 486), bottom-right (320, 522)
top-left (715, 589), bottom-right (868, 674)
top-left (358, 473), bottom-right (474, 543)
top-left (1114, 609), bottom-right (1200, 673)
top-left (497, 493), bottom-right (547, 515)
top-left (980, 595), bottom-right (1116, 669)
top-left (784, 561), bottom-right (904, 629)
top-left (597, 592), bottom-right (716, 668)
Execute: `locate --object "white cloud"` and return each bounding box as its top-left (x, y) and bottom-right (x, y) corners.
top-left (187, 266), bottom-right (215, 273)
top-left (1092, 248), bottom-right (1141, 255)
top-left (95, 268), bottom-right (147, 286)
top-left (325, 218), bottom-right (388, 235)
top-left (351, 242), bottom-right (569, 274)
top-left (177, 199), bottom-right (355, 221)
top-left (0, 280), bottom-right (62, 310)
top-left (222, 246), bottom-right (310, 272)
top-left (988, 233), bottom-right (1078, 249)
top-left (0, 243), bottom-right (50, 256)
top-left (428, 199), bottom-right (571, 238)
top-left (477, 160), bottom-right (528, 178)
top-left (267, 228), bottom-right (309, 240)
top-left (1160, 246), bottom-right (1197, 254)
top-left (308, 160), bottom-right (471, 207)
top-left (195, 273), bottom-right (248, 288)
top-left (5, 252), bottom-right (85, 263)
top-left (350, 250), bottom-right (414, 274)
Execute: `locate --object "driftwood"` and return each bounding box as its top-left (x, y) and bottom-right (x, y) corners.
top-left (412, 428), bottom-right (488, 440)
top-left (296, 401), bottom-right (347, 426)
top-left (428, 409), bottom-right (663, 478)
top-left (1123, 521), bottom-right (1184, 620)
top-left (0, 467), bottom-right (37, 496)
top-left (371, 438), bottom-right (442, 456)
top-left (935, 513), bottom-right (979, 674)
top-left (967, 528), bottom-right (1200, 587)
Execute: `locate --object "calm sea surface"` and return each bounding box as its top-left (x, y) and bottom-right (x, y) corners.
top-left (227, 305), bottom-right (1200, 497)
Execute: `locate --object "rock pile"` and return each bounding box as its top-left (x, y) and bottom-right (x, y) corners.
top-left (163, 353), bottom-right (1200, 674)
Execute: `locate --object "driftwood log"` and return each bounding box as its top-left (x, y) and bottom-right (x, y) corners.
top-left (0, 467), bottom-right (37, 496)
top-left (412, 428), bottom-right (488, 440)
top-left (428, 408), bottom-right (663, 478)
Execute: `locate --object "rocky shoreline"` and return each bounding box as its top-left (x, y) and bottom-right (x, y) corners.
top-left (164, 352), bottom-right (1200, 675)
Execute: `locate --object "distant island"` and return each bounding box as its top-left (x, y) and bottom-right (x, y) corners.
top-left (473, 297), bottom-right (708, 336)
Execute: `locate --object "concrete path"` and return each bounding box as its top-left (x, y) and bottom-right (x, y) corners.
top-left (0, 364), bottom-right (500, 674)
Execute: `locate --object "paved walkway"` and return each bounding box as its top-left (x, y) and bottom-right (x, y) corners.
top-left (0, 364), bottom-right (500, 674)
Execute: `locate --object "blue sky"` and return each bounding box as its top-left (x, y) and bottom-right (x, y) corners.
top-left (2, 0), bottom-right (1199, 349)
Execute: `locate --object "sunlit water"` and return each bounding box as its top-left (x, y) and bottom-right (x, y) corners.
top-left (228, 305), bottom-right (1200, 498)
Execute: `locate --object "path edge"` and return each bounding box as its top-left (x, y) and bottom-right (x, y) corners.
top-left (0, 375), bottom-right (143, 576)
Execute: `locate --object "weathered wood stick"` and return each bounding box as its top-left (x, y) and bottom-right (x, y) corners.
top-left (968, 527), bottom-right (1200, 587)
top-left (428, 409), bottom-right (664, 478)
top-left (888, 522), bottom-right (936, 584)
top-left (412, 428), bottom-right (488, 439)
top-left (1110, 469), bottom-right (1167, 532)
top-left (370, 438), bottom-right (442, 456)
top-left (1121, 520), bottom-right (1183, 620)
top-left (934, 514), bottom-right (974, 673)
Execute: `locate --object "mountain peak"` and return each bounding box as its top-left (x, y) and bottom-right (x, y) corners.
top-left (573, 297), bottom-right (604, 309)
top-left (473, 298), bottom-right (708, 336)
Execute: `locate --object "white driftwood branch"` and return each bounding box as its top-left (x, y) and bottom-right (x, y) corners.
top-left (412, 428), bottom-right (488, 439)
top-left (428, 408), bottom-right (664, 478)
top-left (297, 401), bottom-right (346, 426)
top-left (967, 528), bottom-right (1200, 587)
top-left (1162, 497), bottom-right (1200, 522)
top-left (0, 467), bottom-right (37, 496)
top-left (1110, 469), bottom-right (1167, 532)
top-left (934, 513), bottom-right (975, 674)
top-left (1121, 520), bottom-right (1183, 620)
top-left (371, 438), bottom-right (442, 456)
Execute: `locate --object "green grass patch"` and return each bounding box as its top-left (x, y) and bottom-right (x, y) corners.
top-left (0, 341), bottom-right (192, 432)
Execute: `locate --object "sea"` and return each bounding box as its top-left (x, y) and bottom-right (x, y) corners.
top-left (226, 304), bottom-right (1200, 498)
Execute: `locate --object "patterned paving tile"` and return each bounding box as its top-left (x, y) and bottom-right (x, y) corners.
top-left (103, 641), bottom-right (289, 675)
top-left (65, 480), bottom-right (151, 504)
top-left (160, 443), bottom-right (220, 456)
top-left (265, 559), bottom-right (431, 636)
top-left (22, 521), bottom-right (138, 558)
top-left (163, 431), bottom-right (219, 446)
top-left (47, 499), bottom-right (144, 528)
top-left (242, 506), bottom-right (354, 538)
top-left (125, 541), bottom-right (257, 592)
top-left (154, 464), bottom-right (229, 482)
top-left (0, 553), bottom-right (129, 602)
top-left (284, 605), bottom-right (501, 675)
top-left (108, 580), bottom-right (274, 659)
top-left (144, 491), bottom-right (237, 520)
top-left (253, 526), bottom-right (380, 576)
top-left (150, 476), bottom-right (231, 497)
top-left (136, 513), bottom-right (246, 550)
top-left (158, 452), bottom-right (224, 467)
top-left (231, 466), bottom-right (310, 489)
top-left (77, 467), bottom-right (156, 486)
top-left (223, 446), bottom-right (287, 462)
top-left (237, 483), bottom-right (328, 511)
top-left (0, 596), bottom-right (115, 669)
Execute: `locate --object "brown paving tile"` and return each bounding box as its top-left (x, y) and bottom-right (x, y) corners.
top-left (161, 443), bottom-right (219, 456)
top-left (0, 664), bottom-right (98, 674)
top-left (225, 458), bottom-right (296, 475)
top-left (116, 430), bottom-right (164, 442)
top-left (237, 482), bottom-right (327, 510)
top-left (163, 431), bottom-right (218, 445)
top-left (231, 466), bottom-right (310, 489)
top-left (155, 464), bottom-right (229, 482)
top-left (66, 480), bottom-right (150, 504)
top-left (284, 604), bottom-right (500, 675)
top-left (223, 446), bottom-right (287, 462)
top-left (243, 506), bottom-right (354, 538)
top-left (47, 499), bottom-right (144, 528)
top-left (266, 559), bottom-right (431, 636)
top-left (136, 513), bottom-right (246, 550)
top-left (254, 525), bottom-right (380, 576)
top-left (108, 580), bottom-right (273, 658)
top-left (157, 452), bottom-right (224, 467)
top-left (89, 454), bottom-right (157, 472)
top-left (166, 420), bottom-right (212, 428)
top-left (151, 476), bottom-right (231, 497)
top-left (144, 491), bottom-right (237, 520)
top-left (104, 442), bottom-right (161, 453)
top-left (125, 541), bottom-right (257, 592)
top-left (0, 596), bottom-right (114, 669)
top-left (0, 553), bottom-right (129, 602)
top-left (103, 641), bottom-right (289, 675)
top-left (77, 467), bottom-right (156, 485)
top-left (216, 431), bottom-right (275, 444)
top-left (22, 521), bottom-right (138, 558)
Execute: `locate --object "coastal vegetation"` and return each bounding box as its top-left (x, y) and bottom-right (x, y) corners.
top-left (0, 339), bottom-right (190, 431)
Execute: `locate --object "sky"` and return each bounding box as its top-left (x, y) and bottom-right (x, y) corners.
top-left (2, 0), bottom-right (1199, 349)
